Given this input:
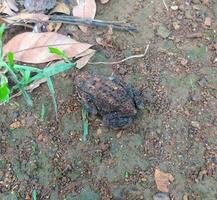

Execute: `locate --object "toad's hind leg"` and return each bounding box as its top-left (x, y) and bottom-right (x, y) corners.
top-left (102, 112), bottom-right (133, 129)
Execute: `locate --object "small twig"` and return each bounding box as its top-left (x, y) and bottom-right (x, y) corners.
top-left (88, 44), bottom-right (150, 65)
top-left (49, 15), bottom-right (138, 32)
top-left (162, 0), bottom-right (169, 11)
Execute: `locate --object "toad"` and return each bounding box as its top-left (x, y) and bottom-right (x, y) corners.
top-left (74, 73), bottom-right (144, 129)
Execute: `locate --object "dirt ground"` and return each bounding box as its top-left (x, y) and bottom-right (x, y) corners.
top-left (0, 0), bottom-right (217, 199)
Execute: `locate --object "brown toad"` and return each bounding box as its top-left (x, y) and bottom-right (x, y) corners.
top-left (74, 73), bottom-right (144, 129)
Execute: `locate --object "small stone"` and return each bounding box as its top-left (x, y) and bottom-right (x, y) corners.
top-left (179, 5), bottom-right (185, 11)
top-left (193, 5), bottom-right (200, 10)
top-left (96, 128), bottom-right (102, 136)
top-left (185, 10), bottom-right (193, 19)
top-left (180, 58), bottom-right (188, 66)
top-left (10, 121), bottom-right (21, 129)
top-left (153, 192), bottom-right (170, 200)
top-left (204, 17), bottom-right (211, 27)
top-left (116, 132), bottom-right (122, 138)
top-left (100, 0), bottom-right (110, 4)
top-left (173, 22), bottom-right (180, 30)
top-left (183, 193), bottom-right (189, 200)
top-left (213, 57), bottom-right (217, 63)
top-left (191, 121), bottom-right (200, 129)
top-left (171, 5), bottom-right (178, 10)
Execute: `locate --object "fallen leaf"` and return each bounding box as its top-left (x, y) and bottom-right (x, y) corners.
top-left (75, 49), bottom-right (95, 69)
top-left (6, 0), bottom-right (18, 12)
top-left (50, 2), bottom-right (70, 15)
top-left (48, 2), bottom-right (71, 32)
top-left (24, 0), bottom-right (56, 12)
top-left (3, 32), bottom-right (93, 63)
top-left (0, 0), bottom-right (16, 15)
top-left (73, 0), bottom-right (96, 32)
top-left (6, 13), bottom-right (49, 22)
top-left (47, 22), bottom-right (62, 32)
top-left (25, 193), bottom-right (31, 200)
top-left (154, 168), bottom-right (174, 193)
top-left (10, 121), bottom-right (21, 129)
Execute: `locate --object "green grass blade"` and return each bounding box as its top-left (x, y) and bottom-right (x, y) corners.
top-left (7, 52), bottom-right (14, 68)
top-left (22, 89), bottom-right (33, 107)
top-left (82, 107), bottom-right (89, 143)
top-left (32, 189), bottom-right (37, 200)
top-left (46, 77), bottom-right (58, 117)
top-left (43, 62), bottom-right (76, 77)
top-left (14, 64), bottom-right (42, 73)
top-left (0, 75), bottom-right (10, 103)
top-left (0, 61), bottom-right (19, 83)
top-left (0, 24), bottom-right (5, 58)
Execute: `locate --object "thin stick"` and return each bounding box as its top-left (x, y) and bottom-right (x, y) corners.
top-left (49, 15), bottom-right (138, 32)
top-left (88, 44), bottom-right (149, 65)
top-left (162, 0), bottom-right (169, 11)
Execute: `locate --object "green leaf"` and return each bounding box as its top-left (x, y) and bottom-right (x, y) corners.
top-left (47, 77), bottom-right (58, 118)
top-left (14, 64), bottom-right (42, 73)
top-left (0, 75), bottom-right (10, 103)
top-left (7, 52), bottom-right (14, 68)
top-left (82, 107), bottom-right (88, 143)
top-left (49, 47), bottom-right (67, 59)
top-left (43, 62), bottom-right (76, 77)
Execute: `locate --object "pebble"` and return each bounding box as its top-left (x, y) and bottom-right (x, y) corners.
top-left (191, 121), bottom-right (200, 129)
top-left (173, 22), bottom-right (180, 30)
top-left (153, 192), bottom-right (170, 200)
top-left (171, 5), bottom-right (178, 10)
top-left (204, 17), bottom-right (211, 27)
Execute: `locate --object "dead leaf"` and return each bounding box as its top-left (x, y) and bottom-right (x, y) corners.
top-left (73, 0), bottom-right (96, 32)
top-left (0, 0), bottom-right (16, 15)
top-left (6, 0), bottom-right (18, 12)
top-left (50, 2), bottom-right (70, 15)
top-left (10, 121), bottom-right (21, 129)
top-left (154, 168), bottom-right (174, 193)
top-left (24, 0), bottom-right (56, 12)
top-left (3, 32), bottom-right (93, 63)
top-left (75, 49), bottom-right (95, 69)
top-left (6, 12), bottom-right (49, 22)
top-left (47, 22), bottom-right (62, 32)
top-left (183, 193), bottom-right (189, 200)
top-left (25, 193), bottom-right (31, 200)
top-left (48, 2), bottom-right (70, 32)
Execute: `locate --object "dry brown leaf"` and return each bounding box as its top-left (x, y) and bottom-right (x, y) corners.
top-left (154, 168), bottom-right (174, 193)
top-left (6, 0), bottom-right (18, 11)
top-left (0, 0), bottom-right (16, 15)
top-left (50, 2), bottom-right (70, 15)
top-left (25, 193), bottom-right (31, 200)
top-left (73, 0), bottom-right (96, 32)
top-left (6, 12), bottom-right (49, 22)
top-left (75, 49), bottom-right (95, 69)
top-left (47, 22), bottom-right (62, 32)
top-left (3, 32), bottom-right (92, 64)
top-left (10, 121), bottom-right (21, 129)
top-left (183, 193), bottom-right (189, 200)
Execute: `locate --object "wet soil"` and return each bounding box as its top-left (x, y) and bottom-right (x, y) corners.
top-left (0, 0), bottom-right (217, 199)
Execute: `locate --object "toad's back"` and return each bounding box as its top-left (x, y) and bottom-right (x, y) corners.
top-left (74, 73), bottom-right (137, 116)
